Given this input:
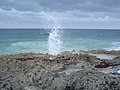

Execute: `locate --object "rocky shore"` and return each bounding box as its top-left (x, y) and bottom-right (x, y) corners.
top-left (0, 50), bottom-right (120, 90)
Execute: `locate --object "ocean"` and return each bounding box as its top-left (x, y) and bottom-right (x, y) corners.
top-left (0, 29), bottom-right (120, 55)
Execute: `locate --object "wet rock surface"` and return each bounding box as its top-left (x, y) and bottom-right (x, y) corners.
top-left (0, 51), bottom-right (120, 90)
top-left (80, 50), bottom-right (120, 55)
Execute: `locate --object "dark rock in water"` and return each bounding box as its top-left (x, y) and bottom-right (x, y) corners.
top-left (113, 56), bottom-right (120, 60)
top-left (0, 52), bottom-right (120, 90)
top-left (40, 33), bottom-right (49, 35)
top-left (94, 62), bottom-right (110, 68)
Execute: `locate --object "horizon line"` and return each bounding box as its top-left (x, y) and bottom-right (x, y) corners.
top-left (0, 28), bottom-right (120, 30)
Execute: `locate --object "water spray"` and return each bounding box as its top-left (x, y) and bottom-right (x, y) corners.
top-left (40, 12), bottom-right (62, 55)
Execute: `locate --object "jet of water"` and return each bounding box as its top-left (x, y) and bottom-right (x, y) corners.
top-left (40, 12), bottom-right (62, 55)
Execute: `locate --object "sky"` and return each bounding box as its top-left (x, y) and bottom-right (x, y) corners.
top-left (0, 0), bottom-right (120, 29)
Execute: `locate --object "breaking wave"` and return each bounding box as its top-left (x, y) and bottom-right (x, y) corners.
top-left (107, 42), bottom-right (120, 50)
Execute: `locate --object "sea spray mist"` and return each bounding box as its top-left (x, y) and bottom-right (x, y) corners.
top-left (40, 12), bottom-right (62, 55)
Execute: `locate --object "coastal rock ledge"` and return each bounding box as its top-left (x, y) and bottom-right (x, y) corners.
top-left (0, 51), bottom-right (120, 90)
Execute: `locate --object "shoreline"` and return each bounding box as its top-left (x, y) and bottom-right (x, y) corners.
top-left (0, 50), bottom-right (120, 90)
top-left (1, 49), bottom-right (120, 55)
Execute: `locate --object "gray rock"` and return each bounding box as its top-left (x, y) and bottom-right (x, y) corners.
top-left (0, 52), bottom-right (120, 90)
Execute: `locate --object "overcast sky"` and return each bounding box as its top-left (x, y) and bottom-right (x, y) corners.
top-left (0, 0), bottom-right (120, 29)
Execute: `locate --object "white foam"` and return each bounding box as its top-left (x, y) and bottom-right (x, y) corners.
top-left (106, 42), bottom-right (120, 50)
top-left (11, 41), bottom-right (47, 48)
top-left (89, 54), bottom-right (116, 60)
top-left (7, 41), bottom-right (48, 54)
top-left (112, 42), bottom-right (120, 46)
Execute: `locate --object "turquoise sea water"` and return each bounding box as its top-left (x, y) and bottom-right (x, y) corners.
top-left (0, 29), bottom-right (120, 55)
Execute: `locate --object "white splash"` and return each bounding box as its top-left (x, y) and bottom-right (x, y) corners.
top-left (107, 42), bottom-right (120, 50)
top-left (40, 12), bottom-right (62, 55)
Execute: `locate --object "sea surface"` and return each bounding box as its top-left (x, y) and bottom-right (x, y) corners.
top-left (0, 29), bottom-right (120, 55)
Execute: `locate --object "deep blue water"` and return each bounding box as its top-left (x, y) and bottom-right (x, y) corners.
top-left (0, 29), bottom-right (120, 54)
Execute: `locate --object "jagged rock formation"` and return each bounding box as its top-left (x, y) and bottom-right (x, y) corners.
top-left (0, 51), bottom-right (120, 90)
